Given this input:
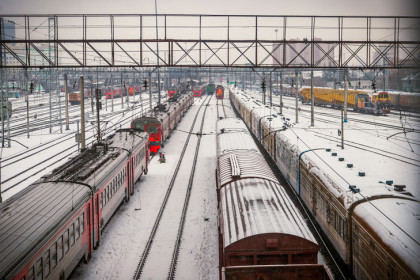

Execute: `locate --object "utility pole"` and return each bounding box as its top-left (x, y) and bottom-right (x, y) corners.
top-left (111, 73), bottom-right (114, 112)
top-left (49, 73), bottom-right (52, 134)
top-left (95, 88), bottom-right (102, 143)
top-left (149, 72), bottom-right (152, 114)
top-left (58, 71), bottom-right (62, 133)
top-left (280, 71), bottom-right (283, 115)
top-left (269, 72), bottom-right (272, 106)
top-left (80, 76), bottom-right (86, 151)
top-left (26, 70), bottom-right (30, 138)
top-left (120, 72), bottom-right (124, 109)
top-left (1, 69), bottom-right (4, 148)
top-left (295, 70), bottom-right (299, 123)
top-left (64, 74), bottom-right (69, 130)
top-left (344, 70), bottom-right (348, 122)
top-left (311, 70), bottom-right (314, 126)
top-left (341, 107), bottom-right (344, 149)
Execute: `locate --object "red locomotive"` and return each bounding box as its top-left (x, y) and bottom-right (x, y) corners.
top-left (192, 86), bottom-right (202, 97)
top-left (131, 94), bottom-right (194, 154)
top-left (216, 85), bottom-right (224, 99)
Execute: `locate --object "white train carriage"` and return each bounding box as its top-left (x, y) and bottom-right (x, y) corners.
top-left (228, 85), bottom-right (420, 280)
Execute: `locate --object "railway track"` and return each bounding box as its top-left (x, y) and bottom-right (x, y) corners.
top-left (132, 94), bottom-right (212, 280)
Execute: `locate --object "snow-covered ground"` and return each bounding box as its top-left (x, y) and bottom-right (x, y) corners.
top-left (2, 85), bottom-right (419, 279)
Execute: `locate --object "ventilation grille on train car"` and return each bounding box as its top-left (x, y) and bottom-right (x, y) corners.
top-left (229, 154), bottom-right (241, 178)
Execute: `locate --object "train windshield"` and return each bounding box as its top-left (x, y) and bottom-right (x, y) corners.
top-left (146, 125), bottom-right (159, 134)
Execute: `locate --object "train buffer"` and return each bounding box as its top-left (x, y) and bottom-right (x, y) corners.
top-left (159, 152), bottom-right (166, 163)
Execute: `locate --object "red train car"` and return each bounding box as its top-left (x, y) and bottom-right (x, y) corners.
top-left (106, 88), bottom-right (122, 99)
top-left (167, 87), bottom-right (177, 98)
top-left (131, 94), bottom-right (194, 154)
top-left (216, 85), bottom-right (224, 99)
top-left (0, 129), bottom-right (149, 280)
top-left (193, 86), bottom-right (203, 97)
top-left (69, 91), bottom-right (82, 105)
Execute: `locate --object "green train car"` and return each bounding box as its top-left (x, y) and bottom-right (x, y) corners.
top-left (206, 83), bottom-right (215, 95)
top-left (1, 101), bottom-right (12, 118)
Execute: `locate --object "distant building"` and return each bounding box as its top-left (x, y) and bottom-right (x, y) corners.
top-left (272, 38), bottom-right (335, 67)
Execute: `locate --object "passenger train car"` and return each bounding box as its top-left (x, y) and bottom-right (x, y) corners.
top-left (229, 86), bottom-right (420, 280)
top-left (300, 87), bottom-right (390, 115)
top-left (131, 93), bottom-right (193, 154)
top-left (0, 129), bottom-right (149, 280)
top-left (216, 118), bottom-right (332, 280)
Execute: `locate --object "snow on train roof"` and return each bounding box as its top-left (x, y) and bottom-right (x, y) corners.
top-left (216, 117), bottom-right (249, 134)
top-left (230, 86), bottom-right (420, 273)
top-left (230, 87), bottom-right (420, 203)
top-left (216, 124), bottom-right (259, 156)
top-left (218, 151), bottom-right (278, 188)
top-left (0, 182), bottom-right (90, 276)
top-left (354, 198), bottom-right (420, 276)
top-left (220, 178), bottom-right (317, 247)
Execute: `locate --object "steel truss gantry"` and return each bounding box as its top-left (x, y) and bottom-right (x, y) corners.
top-left (0, 14), bottom-right (419, 69)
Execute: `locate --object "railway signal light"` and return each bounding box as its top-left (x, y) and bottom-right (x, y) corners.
top-left (261, 79), bottom-right (266, 91)
top-left (143, 80), bottom-right (148, 89)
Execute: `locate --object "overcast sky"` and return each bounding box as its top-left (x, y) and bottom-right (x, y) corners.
top-left (0, 0), bottom-right (419, 16)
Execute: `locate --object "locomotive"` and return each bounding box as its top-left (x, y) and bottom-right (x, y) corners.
top-left (131, 93), bottom-right (194, 154)
top-left (215, 85), bottom-right (224, 99)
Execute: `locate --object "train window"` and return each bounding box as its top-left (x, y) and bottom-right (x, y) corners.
top-left (57, 236), bottom-right (63, 261)
top-left (64, 229), bottom-right (69, 253)
top-left (35, 258), bottom-right (42, 280)
top-left (69, 223), bottom-right (75, 247)
top-left (51, 242), bottom-right (57, 269)
top-left (28, 266), bottom-right (34, 280)
top-left (100, 192), bottom-right (103, 209)
top-left (75, 218), bottom-right (80, 240)
top-left (80, 213), bottom-right (85, 233)
top-left (43, 250), bottom-right (50, 277)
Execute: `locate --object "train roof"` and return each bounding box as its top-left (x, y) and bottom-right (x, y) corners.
top-left (0, 129), bottom-right (148, 278)
top-left (354, 198), bottom-right (420, 276)
top-left (216, 119), bottom-right (259, 156)
top-left (218, 151), bottom-right (278, 188)
top-left (45, 130), bottom-right (147, 184)
top-left (230, 87), bottom-right (420, 202)
top-left (0, 181), bottom-right (91, 278)
top-left (220, 177), bottom-right (317, 248)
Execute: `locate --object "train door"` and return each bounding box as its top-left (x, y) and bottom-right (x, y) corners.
top-left (131, 156), bottom-right (135, 194)
top-left (86, 204), bottom-right (92, 258)
top-left (126, 161), bottom-right (131, 201)
top-left (94, 194), bottom-right (100, 249)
